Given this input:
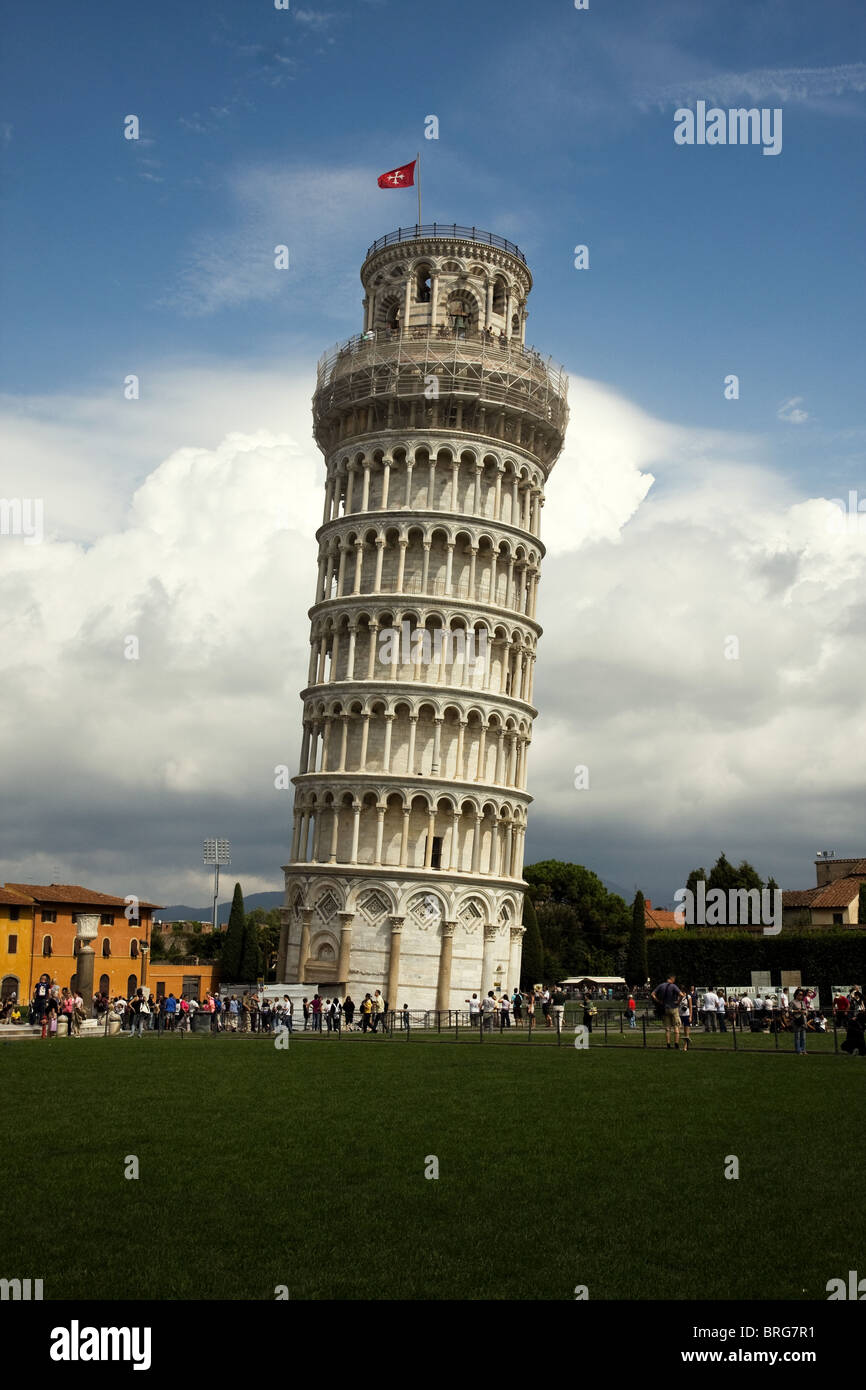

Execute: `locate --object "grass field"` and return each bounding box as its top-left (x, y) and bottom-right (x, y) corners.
top-left (2, 1031), bottom-right (861, 1301)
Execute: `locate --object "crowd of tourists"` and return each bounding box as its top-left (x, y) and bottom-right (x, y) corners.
top-left (651, 975), bottom-right (864, 1054)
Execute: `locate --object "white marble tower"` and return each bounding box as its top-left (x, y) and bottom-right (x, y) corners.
top-left (276, 225), bottom-right (568, 1010)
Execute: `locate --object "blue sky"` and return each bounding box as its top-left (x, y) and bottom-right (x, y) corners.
top-left (1, 0), bottom-right (865, 906)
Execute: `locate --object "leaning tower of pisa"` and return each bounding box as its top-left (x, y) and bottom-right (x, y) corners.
top-left (276, 224), bottom-right (568, 1010)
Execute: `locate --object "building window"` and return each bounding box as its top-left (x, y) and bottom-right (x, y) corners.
top-left (9, 907), bottom-right (20, 921)
top-left (40, 910), bottom-right (56, 923)
top-left (100, 913), bottom-right (115, 926)
top-left (127, 974), bottom-right (137, 996)
top-left (492, 276), bottom-right (506, 314)
top-left (833, 912), bottom-right (843, 925)
top-left (7, 936), bottom-right (17, 954)
top-left (416, 265), bottom-right (431, 302)
top-left (130, 940), bottom-right (139, 959)
top-left (430, 835), bottom-right (443, 870)
top-left (1, 975), bottom-right (20, 1003)
top-left (182, 975), bottom-right (201, 1002)
top-left (98, 974), bottom-right (110, 997)
top-left (102, 939), bottom-right (111, 957)
top-left (42, 935), bottom-right (53, 957)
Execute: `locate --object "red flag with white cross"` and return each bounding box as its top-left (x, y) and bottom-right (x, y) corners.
top-left (377, 160), bottom-right (416, 189)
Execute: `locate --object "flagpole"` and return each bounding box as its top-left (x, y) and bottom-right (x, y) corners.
top-left (417, 150), bottom-right (421, 227)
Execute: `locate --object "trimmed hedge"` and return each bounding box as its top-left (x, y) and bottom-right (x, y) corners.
top-left (647, 930), bottom-right (866, 1002)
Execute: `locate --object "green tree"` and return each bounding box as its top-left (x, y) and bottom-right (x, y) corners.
top-left (523, 860), bottom-right (630, 953)
top-left (520, 894), bottom-right (544, 989)
top-left (626, 891), bottom-right (648, 986)
top-left (240, 913), bottom-right (261, 983)
top-left (221, 883), bottom-right (246, 981)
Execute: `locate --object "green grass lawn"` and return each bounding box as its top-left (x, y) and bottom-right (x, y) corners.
top-left (1, 1032), bottom-right (860, 1301)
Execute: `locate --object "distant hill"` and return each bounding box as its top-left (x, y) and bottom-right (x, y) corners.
top-left (156, 890), bottom-right (283, 924)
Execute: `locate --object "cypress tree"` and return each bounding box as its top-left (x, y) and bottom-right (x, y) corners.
top-left (240, 913), bottom-right (261, 984)
top-left (626, 890), bottom-right (648, 987)
top-left (220, 882), bottom-right (246, 982)
top-left (520, 894), bottom-right (544, 989)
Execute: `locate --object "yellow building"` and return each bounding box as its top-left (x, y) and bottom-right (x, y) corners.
top-left (0, 887), bottom-right (36, 1008)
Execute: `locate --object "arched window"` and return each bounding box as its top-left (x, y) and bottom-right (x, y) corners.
top-left (1, 975), bottom-right (19, 1003)
top-left (130, 939), bottom-right (139, 959)
top-left (127, 974), bottom-right (137, 997)
top-left (42, 935), bottom-right (52, 957)
top-left (102, 938), bottom-right (111, 956)
top-left (492, 276), bottom-right (506, 314)
top-left (416, 265), bottom-right (431, 303)
top-left (316, 942), bottom-right (336, 962)
top-left (99, 974), bottom-right (110, 997)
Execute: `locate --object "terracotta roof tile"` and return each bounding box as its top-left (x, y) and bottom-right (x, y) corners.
top-left (782, 889), bottom-right (821, 907)
top-left (810, 877), bottom-right (863, 909)
top-left (3, 883), bottom-right (161, 910)
top-left (0, 887), bottom-right (34, 905)
top-left (644, 905), bottom-right (684, 931)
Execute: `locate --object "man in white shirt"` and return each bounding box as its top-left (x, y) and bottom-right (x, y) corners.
top-left (702, 989), bottom-right (719, 1031)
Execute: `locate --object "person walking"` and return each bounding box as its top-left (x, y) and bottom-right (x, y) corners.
top-left (702, 988), bottom-right (719, 1032)
top-left (791, 988), bottom-right (808, 1055)
top-left (281, 995), bottom-right (294, 1033)
top-left (371, 990), bottom-right (385, 1032)
top-left (481, 991), bottom-right (496, 1032)
top-left (652, 974), bottom-right (684, 1049)
top-left (716, 990), bottom-right (727, 1034)
top-left (626, 993), bottom-right (637, 1029)
top-left (302, 997), bottom-right (310, 1030)
top-left (343, 995), bottom-right (355, 1028)
top-left (678, 988), bottom-right (692, 1051)
top-left (360, 993), bottom-right (373, 1032)
top-left (551, 985), bottom-right (566, 1035)
top-left (581, 994), bottom-right (596, 1034)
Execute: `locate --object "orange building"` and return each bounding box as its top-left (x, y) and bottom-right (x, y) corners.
top-left (0, 887), bottom-right (36, 1007)
top-left (2, 882), bottom-right (161, 1002)
top-left (0, 882), bottom-right (221, 1007)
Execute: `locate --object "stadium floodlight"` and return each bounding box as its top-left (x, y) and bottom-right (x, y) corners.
top-left (203, 838), bottom-right (231, 935)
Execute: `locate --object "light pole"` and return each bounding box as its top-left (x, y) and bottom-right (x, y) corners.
top-left (203, 839), bottom-right (231, 937)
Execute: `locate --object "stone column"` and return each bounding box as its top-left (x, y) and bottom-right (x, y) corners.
top-left (361, 460), bottom-right (371, 511)
top-left (424, 808), bottom-right (436, 867)
top-left (449, 809), bottom-right (461, 870)
top-left (374, 803), bottom-right (386, 864)
top-left (350, 801), bottom-right (362, 863)
top-left (329, 805), bottom-right (340, 863)
top-left (407, 715), bottom-right (418, 772)
top-left (431, 717), bottom-right (443, 775)
top-left (430, 273), bottom-right (439, 325)
top-left (298, 908), bottom-right (314, 983)
top-left (471, 813), bottom-right (483, 874)
top-left (352, 541), bottom-right (364, 595)
top-left (436, 921), bottom-right (456, 1010)
top-left (346, 625), bottom-right (357, 679)
top-left (337, 911), bottom-right (354, 986)
top-left (383, 713), bottom-right (394, 772)
top-left (336, 543), bottom-right (348, 597)
top-left (508, 925), bottom-right (525, 992)
top-left (456, 719), bottom-right (466, 779)
top-left (276, 906), bottom-right (291, 982)
top-left (396, 538), bottom-right (408, 591)
top-left (481, 923), bottom-right (499, 996)
top-left (387, 916), bottom-right (404, 1009)
top-left (400, 806), bottom-right (411, 866)
top-left (74, 914), bottom-right (99, 1017)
